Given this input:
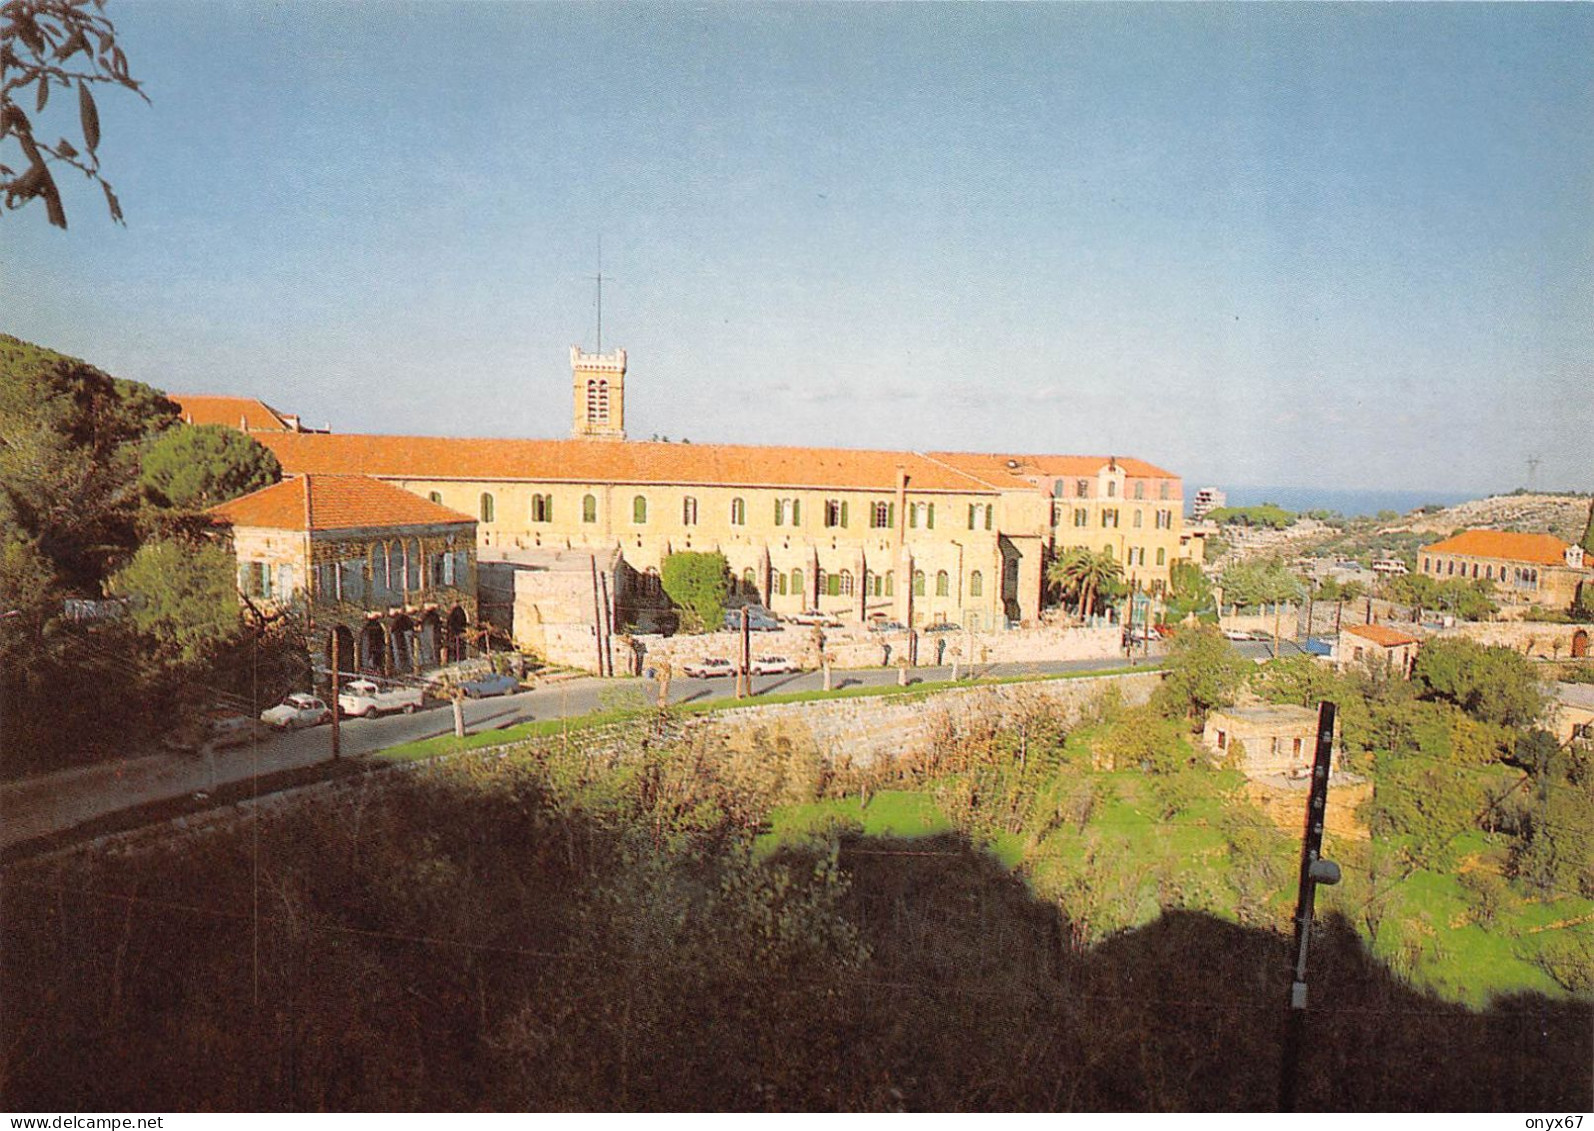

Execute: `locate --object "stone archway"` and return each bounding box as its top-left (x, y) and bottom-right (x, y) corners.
top-left (359, 621), bottom-right (388, 675)
top-left (390, 614), bottom-right (416, 674)
top-left (445, 606), bottom-right (469, 663)
top-left (1574, 629), bottom-right (1589, 660)
top-left (417, 611), bottom-right (441, 670)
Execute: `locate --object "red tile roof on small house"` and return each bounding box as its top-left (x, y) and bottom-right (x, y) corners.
top-left (208, 475), bottom-right (475, 533)
top-left (1422, 530), bottom-right (1573, 568)
top-left (1343, 623), bottom-right (1421, 648)
top-left (171, 394), bottom-right (296, 432)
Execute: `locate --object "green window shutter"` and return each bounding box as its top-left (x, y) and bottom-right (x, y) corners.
top-left (840, 501), bottom-right (848, 527)
top-left (927, 504), bottom-right (935, 529)
top-left (792, 499), bottom-right (800, 526)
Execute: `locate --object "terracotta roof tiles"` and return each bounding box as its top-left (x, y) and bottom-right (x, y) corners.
top-left (171, 394), bottom-right (293, 432)
top-left (256, 432), bottom-right (1004, 493)
top-left (208, 475), bottom-right (475, 532)
top-left (1423, 530), bottom-right (1573, 568)
top-left (928, 451), bottom-right (1181, 487)
top-left (1344, 623), bottom-right (1421, 648)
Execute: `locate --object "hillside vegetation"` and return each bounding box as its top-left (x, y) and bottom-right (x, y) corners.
top-left (3, 630), bottom-right (1589, 1111)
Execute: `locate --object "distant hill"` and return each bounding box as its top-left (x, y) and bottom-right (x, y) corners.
top-left (1407, 493), bottom-right (1592, 543)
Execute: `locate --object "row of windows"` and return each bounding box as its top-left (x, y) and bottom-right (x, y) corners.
top-left (1052, 504), bottom-right (1176, 531)
top-left (750, 568), bottom-right (987, 600)
top-left (1051, 478), bottom-right (1175, 501)
top-left (1059, 543), bottom-right (1167, 567)
top-left (1421, 556), bottom-right (1538, 587)
top-left (461, 491), bottom-right (985, 531)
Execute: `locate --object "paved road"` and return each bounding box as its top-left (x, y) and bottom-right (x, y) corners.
top-left (0, 653), bottom-right (1155, 851)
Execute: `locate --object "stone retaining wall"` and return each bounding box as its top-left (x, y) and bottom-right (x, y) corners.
top-left (620, 624), bottom-right (1126, 676)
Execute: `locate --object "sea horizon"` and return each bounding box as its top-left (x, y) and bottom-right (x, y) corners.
top-left (1196, 484), bottom-right (1491, 519)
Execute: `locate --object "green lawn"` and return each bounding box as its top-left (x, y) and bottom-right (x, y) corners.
top-left (757, 789), bottom-right (952, 856)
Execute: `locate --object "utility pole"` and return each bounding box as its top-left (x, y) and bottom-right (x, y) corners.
top-left (330, 630), bottom-right (341, 760)
top-left (735, 606), bottom-right (751, 699)
top-left (1279, 700), bottom-right (1342, 1112)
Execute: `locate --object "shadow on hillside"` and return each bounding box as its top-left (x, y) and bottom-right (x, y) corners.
top-left (2, 773), bottom-right (1587, 1113)
top-left (812, 831), bottom-right (1593, 1112)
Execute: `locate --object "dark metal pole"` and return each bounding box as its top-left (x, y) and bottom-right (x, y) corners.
top-left (1279, 700), bottom-right (1340, 1112)
top-left (330, 630), bottom-right (341, 761)
top-left (737, 606), bottom-right (751, 698)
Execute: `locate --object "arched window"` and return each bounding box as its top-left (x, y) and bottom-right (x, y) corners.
top-left (913, 570), bottom-right (926, 597)
top-left (683, 497), bottom-right (698, 525)
top-left (730, 497), bottom-right (746, 526)
top-left (587, 379), bottom-right (609, 424)
top-left (582, 494), bottom-right (597, 523)
top-left (790, 569), bottom-right (804, 598)
top-left (531, 494), bottom-right (553, 523)
top-left (367, 545), bottom-right (382, 592)
top-left (632, 495), bottom-right (648, 524)
top-left (1133, 481), bottom-right (1145, 500)
top-left (1075, 479), bottom-right (1089, 497)
top-left (480, 493), bottom-right (495, 523)
top-left (1107, 480), bottom-right (1118, 498)
top-left (1133, 510), bottom-right (1143, 528)
top-left (839, 570), bottom-right (854, 596)
top-left (969, 570), bottom-right (983, 598)
top-left (824, 570), bottom-right (839, 597)
top-left (1156, 548), bottom-right (1166, 566)
top-left (936, 570), bottom-right (950, 597)
top-left (742, 567), bottom-right (756, 594)
top-left (428, 491), bottom-right (442, 504)
top-left (777, 572), bottom-right (788, 595)
top-left (407, 538), bottom-right (421, 590)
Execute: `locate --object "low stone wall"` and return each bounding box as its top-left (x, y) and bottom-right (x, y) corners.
top-left (676, 670), bottom-right (1164, 768)
top-left (619, 624), bottom-right (1126, 676)
top-left (1432, 620), bottom-right (1588, 660)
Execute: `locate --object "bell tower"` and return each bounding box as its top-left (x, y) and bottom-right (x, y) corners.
top-left (570, 346), bottom-right (627, 441)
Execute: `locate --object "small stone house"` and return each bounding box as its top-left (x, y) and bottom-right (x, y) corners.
top-left (1333, 622), bottom-right (1421, 677)
top-left (1202, 703), bottom-right (1326, 777)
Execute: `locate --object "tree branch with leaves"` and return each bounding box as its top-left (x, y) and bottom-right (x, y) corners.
top-left (2, 0), bottom-right (146, 228)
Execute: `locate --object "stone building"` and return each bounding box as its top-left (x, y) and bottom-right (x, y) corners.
top-left (1201, 703), bottom-right (1326, 777)
top-left (178, 346), bottom-right (1190, 638)
top-left (207, 474), bottom-right (478, 679)
top-left (1418, 530), bottom-right (1590, 611)
top-left (1332, 622), bottom-right (1421, 677)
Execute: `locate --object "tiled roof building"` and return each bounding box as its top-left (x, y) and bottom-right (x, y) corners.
top-left (1419, 529), bottom-right (1590, 609)
top-left (190, 347), bottom-right (1195, 640)
top-left (208, 475), bottom-right (478, 677)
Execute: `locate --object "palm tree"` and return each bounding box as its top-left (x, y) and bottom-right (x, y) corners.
top-left (1046, 547), bottom-right (1123, 619)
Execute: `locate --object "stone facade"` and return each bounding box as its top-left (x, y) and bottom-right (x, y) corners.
top-left (1202, 703), bottom-right (1327, 778)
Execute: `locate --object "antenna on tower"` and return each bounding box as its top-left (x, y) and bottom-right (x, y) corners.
top-left (1526, 455), bottom-right (1541, 493)
top-left (593, 237), bottom-right (606, 354)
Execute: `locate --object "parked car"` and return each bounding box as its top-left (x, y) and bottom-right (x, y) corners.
top-left (868, 619), bottom-right (907, 632)
top-left (460, 672), bottom-right (521, 699)
top-left (790, 610), bottom-right (842, 627)
top-left (923, 622), bottom-right (962, 634)
top-left (338, 678), bottom-right (424, 718)
top-left (750, 655), bottom-right (798, 675)
top-left (683, 657), bottom-right (735, 679)
top-left (1222, 629), bottom-right (1256, 641)
top-left (261, 693), bottom-right (332, 731)
top-left (723, 605), bottom-right (780, 631)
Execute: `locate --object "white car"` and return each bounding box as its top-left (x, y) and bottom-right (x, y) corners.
top-left (261, 693), bottom-right (332, 731)
top-left (682, 657), bottom-right (735, 679)
top-left (750, 655), bottom-right (799, 675)
top-left (338, 678), bottom-right (423, 718)
top-left (789, 610), bottom-right (842, 627)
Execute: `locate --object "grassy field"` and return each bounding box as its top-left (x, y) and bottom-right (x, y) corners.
top-left (763, 775), bottom-right (1591, 1007)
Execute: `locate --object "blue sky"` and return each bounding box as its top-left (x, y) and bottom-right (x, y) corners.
top-left (3, 2), bottom-right (1591, 496)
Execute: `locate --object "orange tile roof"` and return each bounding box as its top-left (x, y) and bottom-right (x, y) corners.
top-left (928, 451), bottom-right (1181, 488)
top-left (208, 475), bottom-right (475, 532)
top-left (1423, 530), bottom-right (1573, 568)
top-left (1344, 623), bottom-right (1421, 648)
top-left (255, 432), bottom-right (1005, 493)
top-left (171, 394), bottom-right (293, 432)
